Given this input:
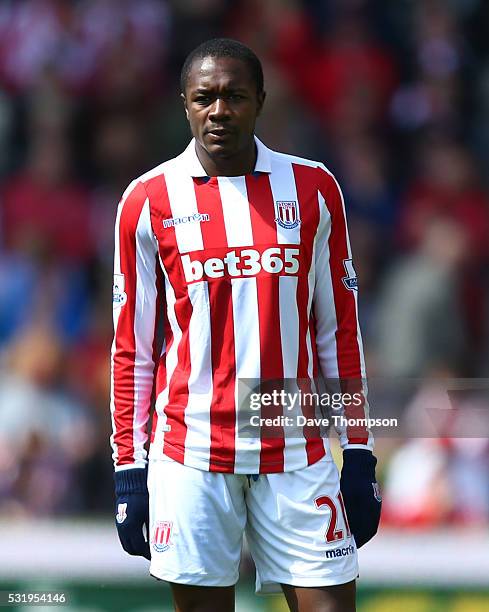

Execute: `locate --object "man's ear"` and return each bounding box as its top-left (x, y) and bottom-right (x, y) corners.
top-left (181, 93), bottom-right (189, 120)
top-left (256, 90), bottom-right (266, 117)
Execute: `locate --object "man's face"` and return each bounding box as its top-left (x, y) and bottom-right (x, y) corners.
top-left (182, 56), bottom-right (265, 159)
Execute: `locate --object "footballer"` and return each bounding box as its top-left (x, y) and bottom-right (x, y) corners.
top-left (110, 38), bottom-right (381, 612)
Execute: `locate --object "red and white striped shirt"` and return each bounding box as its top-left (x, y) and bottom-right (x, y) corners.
top-left (110, 137), bottom-right (373, 474)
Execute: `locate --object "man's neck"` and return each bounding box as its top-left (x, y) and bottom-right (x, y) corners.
top-left (195, 140), bottom-right (257, 177)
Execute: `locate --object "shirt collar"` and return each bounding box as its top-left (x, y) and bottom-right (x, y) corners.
top-left (181, 135), bottom-right (272, 177)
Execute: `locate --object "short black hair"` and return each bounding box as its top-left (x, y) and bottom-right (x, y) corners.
top-left (180, 38), bottom-right (264, 94)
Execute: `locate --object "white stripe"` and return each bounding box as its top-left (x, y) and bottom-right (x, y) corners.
top-left (152, 266), bottom-right (182, 455)
top-left (279, 275), bottom-right (300, 378)
top-left (269, 163), bottom-right (303, 469)
top-left (268, 159), bottom-right (301, 245)
top-left (150, 335), bottom-right (167, 451)
top-left (218, 176), bottom-right (254, 246)
top-left (313, 192), bottom-right (339, 453)
top-left (306, 237), bottom-right (317, 378)
top-left (133, 198), bottom-right (159, 464)
top-left (314, 192), bottom-right (339, 378)
top-left (164, 172), bottom-right (203, 254)
top-left (278, 274), bottom-right (304, 470)
top-left (183, 282), bottom-right (213, 466)
top-left (151, 334), bottom-right (167, 455)
top-left (232, 277), bottom-right (261, 473)
top-left (306, 235), bottom-right (319, 447)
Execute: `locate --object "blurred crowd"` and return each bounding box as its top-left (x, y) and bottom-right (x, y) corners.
top-left (0, 0), bottom-right (488, 526)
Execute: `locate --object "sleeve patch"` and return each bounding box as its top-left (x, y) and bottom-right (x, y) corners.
top-left (342, 259), bottom-right (358, 291)
top-left (113, 273), bottom-right (128, 307)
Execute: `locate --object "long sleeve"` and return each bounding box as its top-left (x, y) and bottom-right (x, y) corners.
top-left (110, 180), bottom-right (162, 471)
top-left (313, 166), bottom-right (374, 451)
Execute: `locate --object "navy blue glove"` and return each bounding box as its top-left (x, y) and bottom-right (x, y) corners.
top-left (340, 449), bottom-right (382, 548)
top-left (114, 467), bottom-right (151, 560)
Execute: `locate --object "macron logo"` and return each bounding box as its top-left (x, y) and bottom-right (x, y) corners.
top-left (325, 544), bottom-right (355, 559)
top-left (163, 213), bottom-right (210, 228)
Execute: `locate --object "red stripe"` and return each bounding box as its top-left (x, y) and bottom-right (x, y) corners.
top-left (113, 181), bottom-right (147, 465)
top-left (150, 258), bottom-right (165, 444)
top-left (145, 174), bottom-right (192, 462)
top-left (293, 163), bottom-right (325, 464)
top-left (194, 178), bottom-right (236, 471)
top-left (206, 281), bottom-right (236, 471)
top-left (246, 174), bottom-right (278, 243)
top-left (318, 168), bottom-right (368, 444)
top-left (246, 174), bottom-right (285, 472)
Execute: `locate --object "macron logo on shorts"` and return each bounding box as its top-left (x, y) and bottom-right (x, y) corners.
top-left (325, 544), bottom-right (355, 559)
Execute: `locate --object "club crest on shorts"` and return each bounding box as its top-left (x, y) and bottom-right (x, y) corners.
top-left (116, 503), bottom-right (127, 524)
top-left (275, 200), bottom-right (300, 229)
top-left (152, 521), bottom-right (173, 552)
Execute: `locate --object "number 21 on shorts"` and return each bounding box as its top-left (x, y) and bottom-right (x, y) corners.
top-left (315, 492), bottom-right (351, 543)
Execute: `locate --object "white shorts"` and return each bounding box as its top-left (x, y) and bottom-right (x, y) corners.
top-left (147, 454), bottom-right (358, 594)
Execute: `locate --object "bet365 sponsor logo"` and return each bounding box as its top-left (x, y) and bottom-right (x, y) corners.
top-left (181, 246), bottom-right (301, 283)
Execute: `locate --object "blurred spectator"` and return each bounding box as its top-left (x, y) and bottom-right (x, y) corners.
top-left (167, 0), bottom-right (231, 75)
top-left (398, 137), bottom-right (489, 260)
top-left (2, 133), bottom-right (94, 262)
top-left (0, 126), bottom-right (94, 343)
top-left (332, 136), bottom-right (399, 342)
top-left (381, 371), bottom-right (489, 527)
top-left (272, 7), bottom-right (398, 139)
top-left (0, 324), bottom-right (96, 517)
top-left (89, 112), bottom-right (149, 263)
top-left (374, 216), bottom-right (467, 377)
top-left (396, 136), bottom-right (489, 357)
top-left (337, 137), bottom-right (398, 234)
top-left (254, 62), bottom-right (321, 160)
top-left (390, 0), bottom-right (468, 132)
top-left (381, 438), bottom-right (453, 527)
top-left (0, 0), bottom-right (170, 95)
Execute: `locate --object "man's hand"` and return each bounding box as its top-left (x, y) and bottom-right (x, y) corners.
top-left (340, 449), bottom-right (382, 548)
top-left (114, 467), bottom-right (151, 560)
